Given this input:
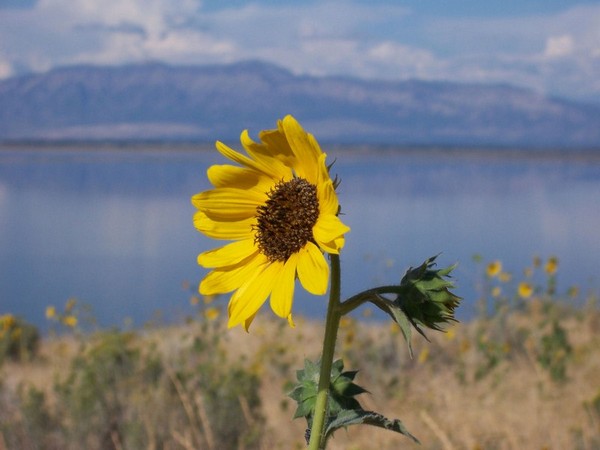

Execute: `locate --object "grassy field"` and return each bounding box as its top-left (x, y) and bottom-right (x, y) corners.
top-left (1, 299), bottom-right (599, 449)
top-left (1, 257), bottom-right (599, 450)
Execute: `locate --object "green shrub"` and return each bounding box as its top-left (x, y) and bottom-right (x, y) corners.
top-left (0, 314), bottom-right (39, 364)
top-left (537, 320), bottom-right (572, 382)
top-left (53, 330), bottom-right (141, 449)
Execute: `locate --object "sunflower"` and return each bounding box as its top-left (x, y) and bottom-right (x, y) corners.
top-left (192, 115), bottom-right (350, 330)
top-left (485, 260), bottom-right (502, 278)
top-left (544, 256), bottom-right (558, 275)
top-left (517, 281), bottom-right (534, 299)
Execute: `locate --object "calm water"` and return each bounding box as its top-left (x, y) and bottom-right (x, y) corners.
top-left (1, 145), bottom-right (599, 330)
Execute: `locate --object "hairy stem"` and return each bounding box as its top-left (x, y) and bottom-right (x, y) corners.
top-left (307, 254), bottom-right (342, 450)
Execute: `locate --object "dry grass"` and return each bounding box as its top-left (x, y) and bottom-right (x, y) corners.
top-left (260, 311), bottom-right (600, 450)
top-left (2, 305), bottom-right (599, 450)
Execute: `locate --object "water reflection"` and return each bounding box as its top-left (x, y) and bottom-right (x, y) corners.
top-left (0, 147), bottom-right (598, 329)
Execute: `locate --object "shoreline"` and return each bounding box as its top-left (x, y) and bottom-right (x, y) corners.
top-left (1, 141), bottom-right (600, 162)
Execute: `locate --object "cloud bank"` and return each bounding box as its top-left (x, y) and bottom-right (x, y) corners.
top-left (0, 0), bottom-right (598, 102)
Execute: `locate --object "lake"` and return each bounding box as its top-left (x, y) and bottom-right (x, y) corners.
top-left (1, 144), bottom-right (599, 331)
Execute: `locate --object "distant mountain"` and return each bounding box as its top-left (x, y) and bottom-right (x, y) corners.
top-left (1, 60), bottom-right (599, 147)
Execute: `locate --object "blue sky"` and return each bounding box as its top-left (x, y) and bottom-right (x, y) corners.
top-left (1, 0), bottom-right (599, 102)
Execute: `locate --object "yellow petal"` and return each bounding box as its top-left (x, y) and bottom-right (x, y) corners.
top-left (207, 164), bottom-right (270, 191)
top-left (192, 188), bottom-right (266, 220)
top-left (243, 312), bottom-right (258, 332)
top-left (193, 211), bottom-right (254, 240)
top-left (216, 140), bottom-right (287, 180)
top-left (315, 152), bottom-right (331, 188)
top-left (317, 179), bottom-right (339, 216)
top-left (297, 242), bottom-right (329, 295)
top-left (227, 261), bottom-right (281, 328)
top-left (269, 253), bottom-right (298, 320)
top-left (313, 214), bottom-right (350, 254)
top-left (198, 239), bottom-right (258, 268)
top-left (258, 126), bottom-right (295, 167)
top-left (282, 115), bottom-right (321, 183)
top-left (200, 253), bottom-right (265, 295)
top-left (241, 130), bottom-right (294, 179)
top-left (215, 140), bottom-right (268, 174)
top-left (287, 313), bottom-right (296, 328)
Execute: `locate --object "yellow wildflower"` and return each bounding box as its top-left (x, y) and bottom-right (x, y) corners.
top-left (417, 347), bottom-right (429, 364)
top-left (65, 297), bottom-right (77, 312)
top-left (192, 115), bottom-right (350, 330)
top-left (486, 260), bottom-right (502, 278)
top-left (499, 272), bottom-right (512, 283)
top-left (491, 286), bottom-right (502, 298)
top-left (11, 328), bottom-right (22, 340)
top-left (204, 307), bottom-right (220, 321)
top-left (518, 282), bottom-right (534, 299)
top-left (544, 256), bottom-right (558, 275)
top-left (63, 315), bottom-right (77, 328)
top-left (343, 328), bottom-right (355, 348)
top-left (1, 314), bottom-right (15, 330)
top-left (203, 295), bottom-right (216, 305)
top-left (339, 316), bottom-right (354, 329)
top-left (45, 306), bottom-right (56, 319)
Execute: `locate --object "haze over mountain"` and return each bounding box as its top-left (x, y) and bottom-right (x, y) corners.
top-left (1, 60), bottom-right (599, 147)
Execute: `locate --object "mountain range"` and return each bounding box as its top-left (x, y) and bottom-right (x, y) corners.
top-left (1, 60), bottom-right (599, 147)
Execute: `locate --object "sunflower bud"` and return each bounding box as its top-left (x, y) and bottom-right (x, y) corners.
top-left (394, 255), bottom-right (461, 332)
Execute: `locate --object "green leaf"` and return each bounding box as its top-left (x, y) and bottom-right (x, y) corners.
top-left (380, 300), bottom-right (416, 357)
top-left (325, 409), bottom-right (420, 444)
top-left (290, 359), bottom-right (419, 446)
top-left (288, 359), bottom-right (368, 427)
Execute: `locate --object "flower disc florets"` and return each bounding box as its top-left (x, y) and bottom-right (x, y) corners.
top-left (255, 177), bottom-right (319, 262)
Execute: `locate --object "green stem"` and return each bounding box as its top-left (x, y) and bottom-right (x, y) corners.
top-left (338, 285), bottom-right (401, 316)
top-left (308, 254), bottom-right (342, 450)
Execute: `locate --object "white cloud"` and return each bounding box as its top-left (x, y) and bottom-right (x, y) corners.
top-left (0, 0), bottom-right (236, 71)
top-left (194, 1), bottom-right (416, 79)
top-left (0, 0), bottom-right (598, 101)
top-left (544, 34), bottom-right (575, 59)
top-left (43, 0), bottom-right (195, 33)
top-left (367, 42), bottom-right (439, 78)
top-left (62, 0), bottom-right (240, 65)
top-left (0, 58), bottom-right (12, 78)
top-left (417, 4), bottom-right (600, 100)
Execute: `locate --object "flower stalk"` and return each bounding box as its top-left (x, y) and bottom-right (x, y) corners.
top-left (308, 254), bottom-right (342, 450)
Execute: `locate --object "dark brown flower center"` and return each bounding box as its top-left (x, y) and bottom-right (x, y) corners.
top-left (255, 177), bottom-right (320, 262)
